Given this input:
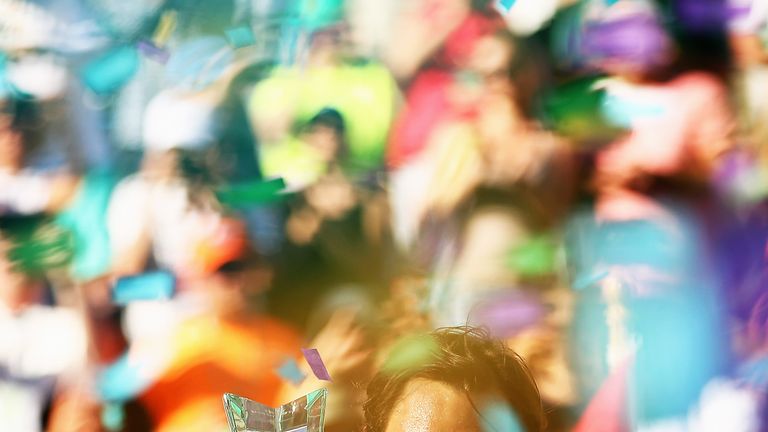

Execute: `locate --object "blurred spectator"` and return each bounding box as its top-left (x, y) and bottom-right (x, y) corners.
top-left (0, 96), bottom-right (112, 284)
top-left (582, 0), bottom-right (733, 220)
top-left (2, 0), bottom-right (768, 430)
top-left (139, 254), bottom-right (370, 431)
top-left (0, 242), bottom-right (95, 431)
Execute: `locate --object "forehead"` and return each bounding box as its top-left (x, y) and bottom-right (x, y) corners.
top-left (468, 35), bottom-right (514, 72)
top-left (0, 113), bottom-right (11, 130)
top-left (385, 379), bottom-right (482, 432)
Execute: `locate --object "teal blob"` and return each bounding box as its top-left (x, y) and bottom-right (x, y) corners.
top-left (82, 46), bottom-right (140, 94)
top-left (55, 171), bottom-right (115, 280)
top-left (0, 53), bottom-right (10, 99)
top-left (481, 401), bottom-right (524, 432)
top-left (101, 403), bottom-right (125, 432)
top-left (112, 271), bottom-right (175, 304)
top-left (601, 92), bottom-right (666, 128)
top-left (497, 0), bottom-right (517, 13)
top-left (299, 0), bottom-right (345, 30)
top-left (276, 358), bottom-right (307, 385)
top-left (225, 26), bottom-right (257, 48)
top-left (98, 353), bottom-right (155, 402)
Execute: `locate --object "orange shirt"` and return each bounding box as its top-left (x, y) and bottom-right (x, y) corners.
top-left (140, 315), bottom-right (302, 432)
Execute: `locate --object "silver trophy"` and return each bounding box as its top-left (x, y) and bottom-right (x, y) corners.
top-left (222, 388), bottom-right (328, 432)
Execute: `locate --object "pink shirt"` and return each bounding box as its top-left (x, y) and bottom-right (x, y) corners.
top-left (594, 72), bottom-right (733, 221)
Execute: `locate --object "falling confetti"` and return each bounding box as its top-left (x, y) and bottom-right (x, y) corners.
top-left (276, 358), bottom-right (307, 386)
top-left (497, 0), bottom-right (517, 13)
top-left (301, 348), bottom-right (332, 381)
top-left (137, 40), bottom-right (170, 64)
top-left (225, 26), bottom-right (256, 48)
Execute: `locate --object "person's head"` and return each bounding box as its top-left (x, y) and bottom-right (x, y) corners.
top-left (189, 218), bottom-right (272, 316)
top-left (141, 90), bottom-right (221, 184)
top-left (0, 97), bottom-right (41, 170)
top-left (302, 107), bottom-right (347, 164)
top-left (364, 326), bottom-right (545, 432)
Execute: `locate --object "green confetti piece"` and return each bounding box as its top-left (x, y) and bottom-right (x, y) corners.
top-left (381, 334), bottom-right (440, 375)
top-left (216, 178), bottom-right (288, 208)
top-left (541, 77), bottom-right (626, 146)
top-left (1, 216), bottom-right (75, 275)
top-left (506, 235), bottom-right (558, 277)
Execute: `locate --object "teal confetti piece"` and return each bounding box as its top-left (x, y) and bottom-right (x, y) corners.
top-left (481, 401), bottom-right (524, 432)
top-left (306, 387), bottom-right (325, 408)
top-left (81, 45), bottom-right (140, 94)
top-left (573, 270), bottom-right (610, 291)
top-left (497, 0), bottom-right (517, 13)
top-left (112, 271), bottom-right (175, 304)
top-left (101, 403), bottom-right (125, 432)
top-left (276, 358), bottom-right (307, 386)
top-left (0, 53), bottom-right (10, 98)
top-left (601, 93), bottom-right (666, 128)
top-left (97, 353), bottom-right (157, 402)
top-left (225, 26), bottom-right (256, 48)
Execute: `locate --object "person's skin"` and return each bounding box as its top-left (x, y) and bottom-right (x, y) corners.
top-left (384, 0), bottom-right (471, 80)
top-left (303, 124), bottom-right (341, 164)
top-left (730, 34), bottom-right (768, 67)
top-left (0, 247), bottom-right (44, 313)
top-left (0, 113), bottom-right (80, 213)
top-left (384, 379), bottom-right (483, 432)
top-left (0, 116), bottom-right (24, 170)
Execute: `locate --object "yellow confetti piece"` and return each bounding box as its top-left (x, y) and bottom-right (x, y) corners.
top-left (152, 10), bottom-right (177, 47)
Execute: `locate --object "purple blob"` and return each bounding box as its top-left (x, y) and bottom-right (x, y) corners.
top-left (301, 348), bottom-right (333, 382)
top-left (468, 292), bottom-right (547, 339)
top-left (674, 0), bottom-right (728, 31)
top-left (137, 40), bottom-right (170, 64)
top-left (582, 15), bottom-right (670, 68)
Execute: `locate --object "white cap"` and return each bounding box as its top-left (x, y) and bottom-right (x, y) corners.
top-left (142, 90), bottom-right (218, 152)
top-left (6, 55), bottom-right (68, 101)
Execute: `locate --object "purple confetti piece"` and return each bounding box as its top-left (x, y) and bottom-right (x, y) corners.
top-left (582, 16), bottom-right (669, 66)
top-left (301, 348), bottom-right (332, 382)
top-left (468, 292), bottom-right (547, 339)
top-left (137, 40), bottom-right (170, 64)
top-left (674, 0), bottom-right (728, 30)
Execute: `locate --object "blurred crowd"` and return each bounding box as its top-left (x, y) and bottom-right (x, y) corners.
top-left (1, 0), bottom-right (768, 430)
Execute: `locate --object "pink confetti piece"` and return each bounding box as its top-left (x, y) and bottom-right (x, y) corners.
top-left (301, 348), bottom-right (332, 382)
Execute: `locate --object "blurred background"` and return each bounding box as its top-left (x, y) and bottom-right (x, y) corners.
top-left (0, 0), bottom-right (767, 430)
